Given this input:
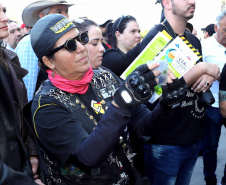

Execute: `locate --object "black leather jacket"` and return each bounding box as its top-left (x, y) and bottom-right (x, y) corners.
top-left (0, 47), bottom-right (36, 184)
top-left (3, 48), bottom-right (37, 156)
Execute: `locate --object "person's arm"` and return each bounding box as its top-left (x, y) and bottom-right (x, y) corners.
top-left (33, 98), bottom-right (132, 167)
top-left (72, 104), bottom-right (132, 166)
top-left (219, 90), bottom-right (226, 117)
top-left (219, 64), bottom-right (226, 117)
top-left (127, 102), bottom-right (173, 136)
top-left (73, 101), bottom-right (174, 166)
top-left (29, 157), bottom-right (39, 180)
top-left (114, 64), bottom-right (187, 136)
top-left (184, 62), bottom-right (219, 92)
top-left (23, 121), bottom-right (39, 179)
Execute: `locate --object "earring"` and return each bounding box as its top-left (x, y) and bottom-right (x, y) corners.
top-left (51, 67), bottom-right (55, 78)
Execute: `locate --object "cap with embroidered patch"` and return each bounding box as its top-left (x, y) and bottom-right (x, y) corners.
top-left (31, 14), bottom-right (75, 61)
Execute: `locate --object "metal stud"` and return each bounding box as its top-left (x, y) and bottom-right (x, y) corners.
top-left (97, 92), bottom-right (102, 98)
top-left (76, 99), bottom-right (80, 104)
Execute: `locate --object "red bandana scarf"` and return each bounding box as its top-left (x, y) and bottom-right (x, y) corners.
top-left (46, 65), bottom-right (93, 94)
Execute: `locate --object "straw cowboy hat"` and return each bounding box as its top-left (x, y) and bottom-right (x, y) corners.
top-left (22, 0), bottom-right (74, 27)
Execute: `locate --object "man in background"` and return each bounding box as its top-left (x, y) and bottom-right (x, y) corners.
top-left (15, 0), bottom-right (74, 102)
top-left (202, 24), bottom-right (216, 39)
top-left (201, 11), bottom-right (226, 185)
top-left (141, 0), bottom-right (219, 184)
top-left (3, 20), bottom-right (23, 51)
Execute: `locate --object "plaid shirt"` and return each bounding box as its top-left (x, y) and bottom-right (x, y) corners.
top-left (15, 35), bottom-right (40, 102)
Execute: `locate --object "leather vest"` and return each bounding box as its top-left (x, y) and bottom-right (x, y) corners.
top-left (35, 67), bottom-right (134, 185)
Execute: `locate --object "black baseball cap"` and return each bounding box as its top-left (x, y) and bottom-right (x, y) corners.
top-left (31, 14), bottom-right (76, 61)
top-left (201, 24), bottom-right (216, 36)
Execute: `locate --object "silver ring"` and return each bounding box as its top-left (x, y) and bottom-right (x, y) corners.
top-left (205, 82), bottom-right (210, 86)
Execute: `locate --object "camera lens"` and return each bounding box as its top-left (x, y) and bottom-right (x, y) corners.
top-left (198, 89), bottom-right (215, 107)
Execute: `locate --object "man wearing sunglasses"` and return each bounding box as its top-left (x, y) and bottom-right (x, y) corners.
top-left (140, 0), bottom-right (220, 185)
top-left (15, 0), bottom-right (74, 103)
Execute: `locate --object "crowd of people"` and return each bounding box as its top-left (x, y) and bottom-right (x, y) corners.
top-left (0, 0), bottom-right (226, 185)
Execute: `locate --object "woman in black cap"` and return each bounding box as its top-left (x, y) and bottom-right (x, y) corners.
top-left (27, 13), bottom-right (189, 185)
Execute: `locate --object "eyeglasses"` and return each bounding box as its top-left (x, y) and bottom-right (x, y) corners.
top-left (46, 31), bottom-right (89, 56)
top-left (116, 15), bottom-right (131, 30)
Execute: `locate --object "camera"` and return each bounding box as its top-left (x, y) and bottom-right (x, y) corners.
top-left (195, 60), bottom-right (215, 107)
top-left (197, 89), bottom-right (215, 107)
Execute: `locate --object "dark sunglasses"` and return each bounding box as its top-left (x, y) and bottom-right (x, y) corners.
top-left (116, 15), bottom-right (131, 30)
top-left (46, 31), bottom-right (89, 56)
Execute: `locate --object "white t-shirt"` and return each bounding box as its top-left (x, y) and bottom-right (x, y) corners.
top-left (201, 34), bottom-right (226, 108)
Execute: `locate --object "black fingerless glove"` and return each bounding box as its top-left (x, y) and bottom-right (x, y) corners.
top-left (160, 77), bottom-right (187, 107)
top-left (114, 64), bottom-right (157, 109)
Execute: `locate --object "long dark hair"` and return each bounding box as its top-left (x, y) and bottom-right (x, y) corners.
top-left (105, 22), bottom-right (113, 45)
top-left (107, 15), bottom-right (136, 48)
top-left (0, 46), bottom-right (9, 71)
